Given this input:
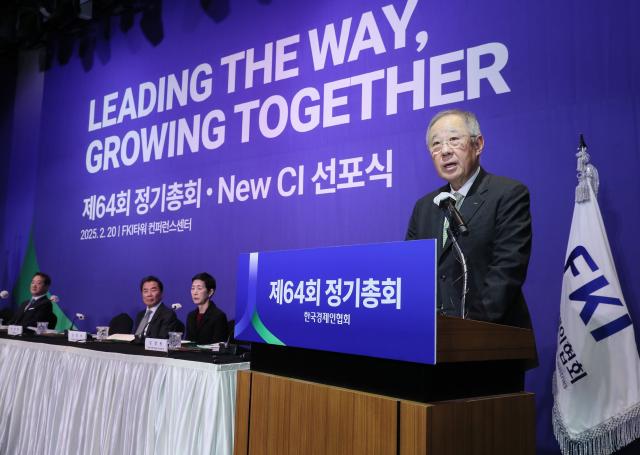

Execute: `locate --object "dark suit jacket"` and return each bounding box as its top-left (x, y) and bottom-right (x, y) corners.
top-left (134, 303), bottom-right (179, 339)
top-left (185, 302), bottom-right (228, 344)
top-left (406, 168), bottom-right (533, 328)
top-left (8, 296), bottom-right (55, 329)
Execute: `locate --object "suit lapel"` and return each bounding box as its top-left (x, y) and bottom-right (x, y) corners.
top-left (150, 304), bottom-right (164, 325)
top-left (459, 169), bottom-right (489, 224)
top-left (439, 225), bottom-right (453, 261)
top-left (146, 304), bottom-right (164, 335)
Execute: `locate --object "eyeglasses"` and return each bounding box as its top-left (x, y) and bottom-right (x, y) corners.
top-left (429, 135), bottom-right (475, 156)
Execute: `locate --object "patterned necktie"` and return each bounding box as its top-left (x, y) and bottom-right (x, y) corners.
top-left (135, 309), bottom-right (152, 336)
top-left (443, 192), bottom-right (464, 246)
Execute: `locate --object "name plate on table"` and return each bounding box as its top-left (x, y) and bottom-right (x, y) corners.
top-left (68, 330), bottom-right (87, 342)
top-left (145, 338), bottom-right (168, 353)
top-left (235, 240), bottom-right (437, 364)
top-left (8, 325), bottom-right (23, 336)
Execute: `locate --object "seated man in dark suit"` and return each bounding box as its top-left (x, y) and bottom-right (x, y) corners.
top-left (8, 272), bottom-right (56, 329)
top-left (185, 272), bottom-right (228, 344)
top-left (133, 276), bottom-right (179, 339)
top-left (406, 109), bottom-right (533, 329)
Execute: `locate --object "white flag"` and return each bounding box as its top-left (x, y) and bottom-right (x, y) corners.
top-left (553, 151), bottom-right (640, 454)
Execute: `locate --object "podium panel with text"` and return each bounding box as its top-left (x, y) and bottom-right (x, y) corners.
top-left (235, 240), bottom-right (437, 364)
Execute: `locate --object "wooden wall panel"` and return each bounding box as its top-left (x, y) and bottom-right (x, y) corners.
top-left (245, 372), bottom-right (397, 455)
top-left (427, 393), bottom-right (535, 455)
top-left (236, 372), bottom-right (535, 455)
top-left (399, 401), bottom-right (429, 455)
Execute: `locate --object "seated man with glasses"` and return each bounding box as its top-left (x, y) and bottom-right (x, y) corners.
top-left (405, 109), bottom-right (533, 329)
top-left (133, 276), bottom-right (180, 339)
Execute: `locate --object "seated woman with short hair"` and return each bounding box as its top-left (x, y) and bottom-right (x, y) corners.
top-left (186, 272), bottom-right (228, 344)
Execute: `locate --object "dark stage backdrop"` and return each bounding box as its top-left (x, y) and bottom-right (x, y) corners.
top-left (1, 1), bottom-right (639, 453)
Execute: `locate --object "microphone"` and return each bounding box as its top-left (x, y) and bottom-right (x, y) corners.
top-left (68, 312), bottom-right (86, 331)
top-left (0, 290), bottom-right (9, 299)
top-left (433, 192), bottom-right (469, 235)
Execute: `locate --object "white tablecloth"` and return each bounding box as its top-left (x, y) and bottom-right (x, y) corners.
top-left (0, 338), bottom-right (248, 455)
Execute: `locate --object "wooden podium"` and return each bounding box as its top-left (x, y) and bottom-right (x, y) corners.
top-left (234, 316), bottom-right (537, 455)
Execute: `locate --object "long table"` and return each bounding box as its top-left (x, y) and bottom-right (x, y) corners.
top-left (0, 336), bottom-right (248, 455)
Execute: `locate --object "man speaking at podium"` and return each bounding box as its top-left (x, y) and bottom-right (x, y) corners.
top-left (406, 109), bottom-right (533, 329)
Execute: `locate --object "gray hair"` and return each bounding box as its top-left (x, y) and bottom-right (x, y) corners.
top-left (426, 109), bottom-right (482, 147)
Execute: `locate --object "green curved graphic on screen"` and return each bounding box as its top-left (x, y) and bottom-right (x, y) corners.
top-left (14, 228), bottom-right (72, 331)
top-left (251, 310), bottom-right (285, 346)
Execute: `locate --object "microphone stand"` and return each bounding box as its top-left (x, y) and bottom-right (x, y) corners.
top-left (447, 225), bottom-right (469, 319)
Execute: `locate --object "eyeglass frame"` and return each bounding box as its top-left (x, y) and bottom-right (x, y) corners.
top-left (429, 134), bottom-right (478, 157)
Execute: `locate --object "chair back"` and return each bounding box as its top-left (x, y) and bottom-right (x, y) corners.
top-left (109, 313), bottom-right (134, 334)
